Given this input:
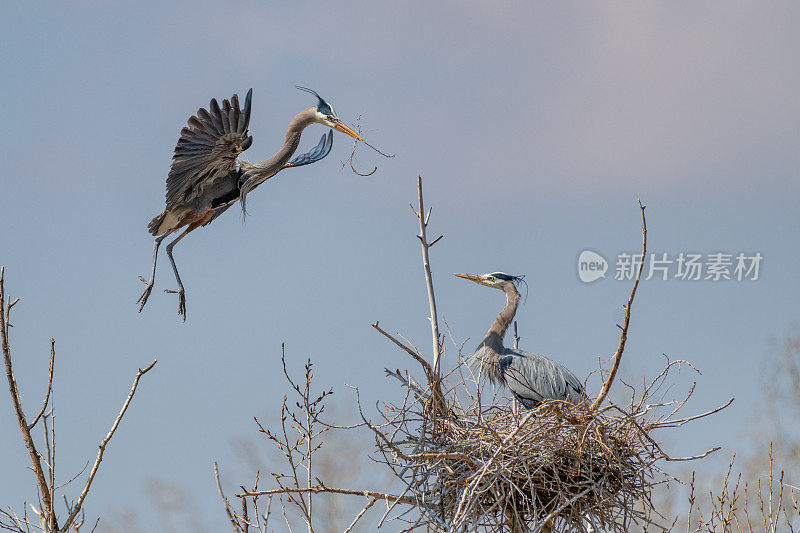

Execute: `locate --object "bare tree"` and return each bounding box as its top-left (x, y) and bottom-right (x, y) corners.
top-left (665, 333), bottom-right (800, 532)
top-left (0, 267), bottom-right (157, 533)
top-left (682, 447), bottom-right (800, 532)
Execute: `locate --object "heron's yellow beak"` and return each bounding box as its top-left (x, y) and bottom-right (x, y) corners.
top-left (453, 273), bottom-right (484, 283)
top-left (334, 121), bottom-right (365, 142)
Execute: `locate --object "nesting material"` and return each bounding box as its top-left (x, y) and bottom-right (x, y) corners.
top-left (373, 349), bottom-right (732, 532)
top-left (372, 361), bottom-right (698, 532)
top-left (414, 401), bottom-right (654, 532)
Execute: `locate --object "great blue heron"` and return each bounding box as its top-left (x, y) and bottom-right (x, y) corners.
top-left (138, 87), bottom-right (365, 319)
top-left (454, 272), bottom-right (586, 408)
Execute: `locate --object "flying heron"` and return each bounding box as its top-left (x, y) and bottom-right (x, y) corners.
top-left (138, 87), bottom-right (365, 319)
top-left (454, 272), bottom-right (586, 408)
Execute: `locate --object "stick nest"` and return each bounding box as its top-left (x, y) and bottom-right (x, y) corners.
top-left (365, 354), bottom-right (723, 532)
top-left (419, 401), bottom-right (652, 531)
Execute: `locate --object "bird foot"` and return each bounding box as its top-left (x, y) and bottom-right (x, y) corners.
top-left (164, 288), bottom-right (186, 320)
top-left (137, 277), bottom-right (154, 312)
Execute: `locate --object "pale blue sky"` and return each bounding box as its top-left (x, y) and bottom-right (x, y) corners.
top-left (1, 2), bottom-right (799, 530)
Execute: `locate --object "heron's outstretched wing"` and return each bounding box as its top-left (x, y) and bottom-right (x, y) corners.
top-left (166, 89), bottom-right (253, 209)
top-left (284, 131), bottom-right (333, 168)
top-left (501, 349), bottom-right (586, 408)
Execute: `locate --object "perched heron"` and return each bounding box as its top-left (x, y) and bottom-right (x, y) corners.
top-left (138, 87), bottom-right (364, 319)
top-left (454, 272), bottom-right (586, 408)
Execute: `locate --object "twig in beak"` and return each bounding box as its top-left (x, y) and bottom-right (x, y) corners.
top-left (342, 115), bottom-right (394, 176)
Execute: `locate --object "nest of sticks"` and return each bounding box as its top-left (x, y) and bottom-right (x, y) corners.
top-left (367, 327), bottom-right (727, 532)
top-left (407, 398), bottom-right (655, 532)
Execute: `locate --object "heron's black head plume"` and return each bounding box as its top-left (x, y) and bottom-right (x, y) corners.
top-left (490, 272), bottom-right (529, 303)
top-left (296, 86), bottom-right (334, 116)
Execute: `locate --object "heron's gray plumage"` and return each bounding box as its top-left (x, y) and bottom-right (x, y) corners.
top-left (459, 272), bottom-right (586, 408)
top-left (138, 87), bottom-right (364, 319)
top-left (236, 106), bottom-right (318, 214)
top-left (165, 90), bottom-right (253, 212)
top-left (497, 349), bottom-right (585, 408)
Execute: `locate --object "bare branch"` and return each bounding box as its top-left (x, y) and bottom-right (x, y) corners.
top-left (240, 497), bottom-right (249, 533)
top-left (236, 486), bottom-right (417, 507)
top-left (653, 397), bottom-right (735, 428)
top-left (414, 176), bottom-right (443, 379)
top-left (60, 359), bottom-right (157, 531)
top-left (428, 234), bottom-right (443, 248)
top-left (606, 403), bottom-right (721, 461)
top-left (591, 200), bottom-right (647, 410)
top-left (43, 411), bottom-right (55, 530)
top-left (371, 322), bottom-right (433, 380)
top-left (343, 498), bottom-right (376, 533)
top-left (28, 339), bottom-right (55, 431)
top-left (1, 267), bottom-right (56, 525)
top-left (215, 462), bottom-right (243, 532)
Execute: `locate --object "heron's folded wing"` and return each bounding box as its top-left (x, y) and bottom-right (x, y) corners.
top-left (502, 355), bottom-right (548, 405)
top-left (284, 130), bottom-right (333, 168)
top-left (502, 349), bottom-right (585, 405)
top-left (165, 89), bottom-right (254, 209)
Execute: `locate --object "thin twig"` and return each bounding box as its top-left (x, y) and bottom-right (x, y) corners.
top-left (60, 359), bottom-right (157, 531)
top-left (371, 322), bottom-right (433, 380)
top-left (215, 462), bottom-right (243, 532)
top-left (653, 397), bottom-right (735, 428)
top-left (343, 498), bottom-right (377, 533)
top-left (341, 115), bottom-right (377, 176)
top-left (28, 339), bottom-right (55, 431)
top-left (236, 487), bottom-right (417, 506)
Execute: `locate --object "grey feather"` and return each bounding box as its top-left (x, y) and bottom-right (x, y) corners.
top-left (465, 274), bottom-right (586, 409)
top-left (197, 108), bottom-right (220, 135)
top-left (498, 348), bottom-right (585, 407)
top-left (208, 99), bottom-right (225, 133)
top-left (239, 89), bottom-right (252, 134)
top-left (164, 91), bottom-right (253, 210)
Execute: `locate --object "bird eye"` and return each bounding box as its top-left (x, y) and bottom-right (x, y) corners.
top-left (328, 115), bottom-right (337, 122)
top-left (488, 276), bottom-right (496, 282)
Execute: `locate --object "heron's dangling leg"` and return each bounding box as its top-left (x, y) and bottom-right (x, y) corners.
top-left (137, 233), bottom-right (168, 312)
top-left (164, 217), bottom-right (208, 320)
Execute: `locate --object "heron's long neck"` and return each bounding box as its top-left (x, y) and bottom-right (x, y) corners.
top-left (487, 285), bottom-right (520, 348)
top-left (475, 285), bottom-right (519, 384)
top-left (238, 108), bottom-right (317, 208)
